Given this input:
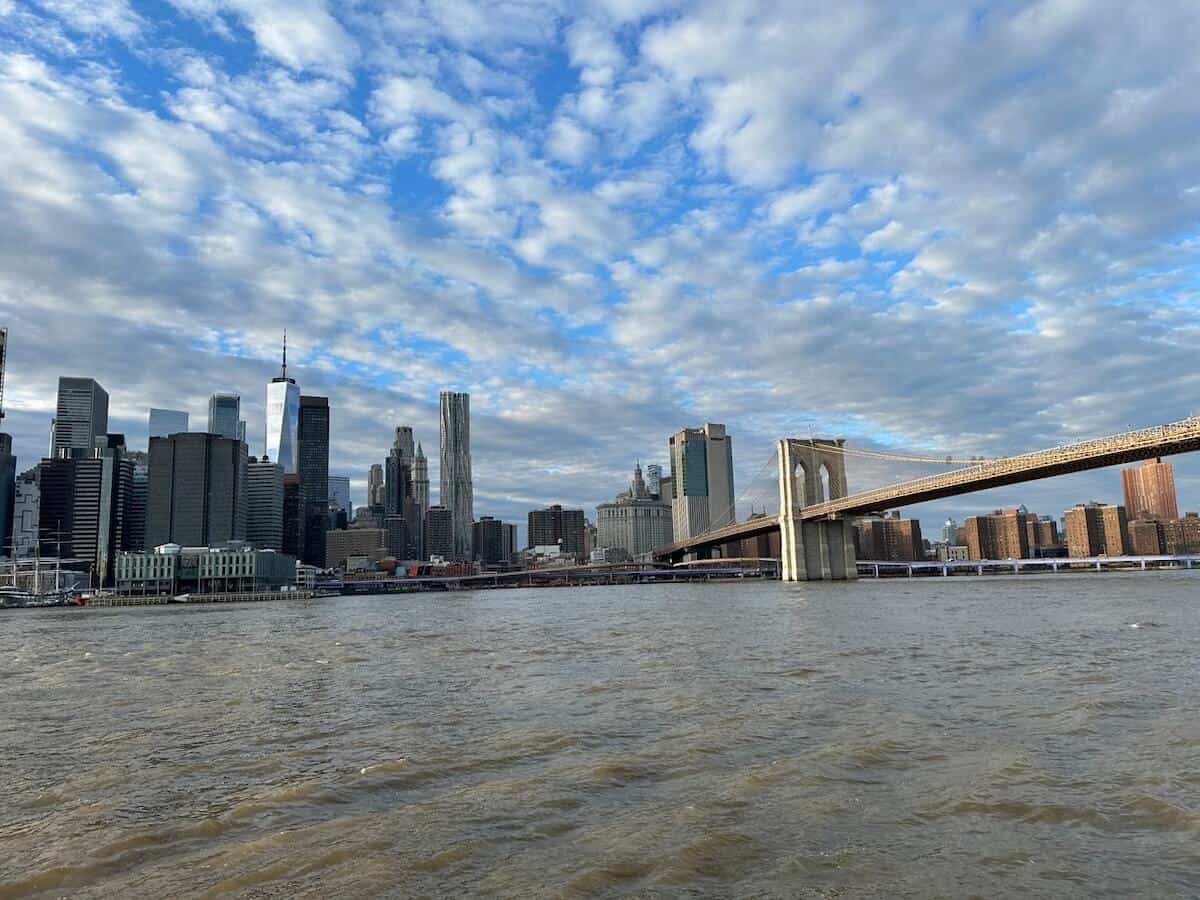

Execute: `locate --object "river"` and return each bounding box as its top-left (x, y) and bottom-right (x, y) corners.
top-left (3, 574), bottom-right (1199, 897)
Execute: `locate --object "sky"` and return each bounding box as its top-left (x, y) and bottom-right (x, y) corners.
top-left (1, 0), bottom-right (1199, 533)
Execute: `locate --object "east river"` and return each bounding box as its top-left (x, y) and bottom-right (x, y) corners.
top-left (3, 574), bottom-right (1200, 898)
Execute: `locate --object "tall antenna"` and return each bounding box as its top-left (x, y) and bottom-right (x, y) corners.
top-left (281, 329), bottom-right (287, 379)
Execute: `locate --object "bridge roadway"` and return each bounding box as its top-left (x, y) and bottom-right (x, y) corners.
top-left (654, 416), bottom-right (1200, 562)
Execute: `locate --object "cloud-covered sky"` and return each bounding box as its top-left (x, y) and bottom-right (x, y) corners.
top-left (2, 0), bottom-right (1199, 532)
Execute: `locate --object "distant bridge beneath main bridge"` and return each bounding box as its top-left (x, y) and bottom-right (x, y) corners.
top-left (653, 416), bottom-right (1200, 581)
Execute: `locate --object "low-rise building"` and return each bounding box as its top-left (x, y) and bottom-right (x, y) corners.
top-left (115, 543), bottom-right (296, 595)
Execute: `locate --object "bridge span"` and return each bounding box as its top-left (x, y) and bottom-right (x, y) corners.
top-left (653, 416), bottom-right (1200, 581)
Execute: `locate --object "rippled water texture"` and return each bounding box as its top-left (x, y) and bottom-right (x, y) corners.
top-left (4, 574), bottom-right (1200, 898)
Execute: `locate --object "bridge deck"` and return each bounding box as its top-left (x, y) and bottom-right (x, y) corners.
top-left (655, 416), bottom-right (1200, 560)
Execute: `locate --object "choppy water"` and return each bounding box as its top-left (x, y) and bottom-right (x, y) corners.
top-left (3, 574), bottom-right (1200, 898)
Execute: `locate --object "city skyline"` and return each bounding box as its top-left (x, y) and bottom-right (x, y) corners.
top-left (1, 2), bottom-right (1199, 530)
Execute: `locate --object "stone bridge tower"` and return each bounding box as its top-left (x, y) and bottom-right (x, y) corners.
top-left (777, 438), bottom-right (858, 581)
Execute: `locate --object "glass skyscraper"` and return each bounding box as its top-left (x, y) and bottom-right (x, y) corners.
top-left (207, 393), bottom-right (241, 441)
top-left (148, 408), bottom-right (188, 439)
top-left (439, 392), bottom-right (474, 560)
top-left (266, 337), bottom-right (300, 473)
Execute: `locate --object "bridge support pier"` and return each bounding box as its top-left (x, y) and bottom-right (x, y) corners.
top-left (778, 516), bottom-right (857, 581)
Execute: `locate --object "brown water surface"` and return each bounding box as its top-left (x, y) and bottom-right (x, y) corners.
top-left (3, 575), bottom-right (1200, 897)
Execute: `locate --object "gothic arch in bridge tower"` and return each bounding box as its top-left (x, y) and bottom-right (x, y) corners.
top-left (776, 438), bottom-right (856, 582)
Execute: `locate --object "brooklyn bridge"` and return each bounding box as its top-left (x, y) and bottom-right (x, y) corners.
top-left (652, 416), bottom-right (1200, 581)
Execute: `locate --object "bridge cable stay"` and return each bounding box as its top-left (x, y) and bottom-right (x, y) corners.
top-left (687, 446), bottom-right (780, 545)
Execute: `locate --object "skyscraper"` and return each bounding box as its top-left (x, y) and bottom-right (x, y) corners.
top-left (145, 432), bottom-right (248, 548)
top-left (329, 475), bottom-right (351, 521)
top-left (207, 393), bottom-right (241, 440)
top-left (0, 433), bottom-right (14, 557)
top-left (669, 423), bottom-right (735, 541)
top-left (11, 466), bottom-right (39, 558)
top-left (423, 505), bottom-right (454, 560)
top-left (645, 463), bottom-right (663, 498)
top-left (528, 504), bottom-right (587, 560)
top-left (266, 335), bottom-right (300, 474)
top-left (37, 434), bottom-right (134, 584)
top-left (385, 426), bottom-right (415, 516)
top-left (439, 392), bottom-right (474, 560)
top-left (246, 456), bottom-right (285, 550)
top-left (148, 408), bottom-right (189, 439)
top-left (298, 395), bottom-right (330, 567)
top-left (414, 443), bottom-right (430, 517)
top-left (52, 377), bottom-right (109, 459)
top-left (367, 463), bottom-right (385, 508)
top-left (1121, 458), bottom-right (1179, 521)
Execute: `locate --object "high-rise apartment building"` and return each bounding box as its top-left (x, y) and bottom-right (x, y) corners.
top-left (246, 456), bottom-right (285, 550)
top-left (146, 432), bottom-right (248, 548)
top-left (148, 408), bottom-right (188, 439)
top-left (963, 509), bottom-right (1030, 560)
top-left (669, 423), bottom-right (735, 541)
top-left (423, 505), bottom-right (454, 560)
top-left (1063, 503), bottom-right (1128, 557)
top-left (207, 393), bottom-right (241, 441)
top-left (265, 337), bottom-right (300, 474)
top-left (855, 513), bottom-right (924, 561)
top-left (1121, 458), bottom-right (1179, 522)
top-left (52, 377), bottom-right (109, 459)
top-left (1163, 514), bottom-right (1200, 554)
top-left (528, 504), bottom-right (587, 560)
top-left (439, 392), bottom-right (474, 560)
top-left (298, 395), bottom-right (330, 568)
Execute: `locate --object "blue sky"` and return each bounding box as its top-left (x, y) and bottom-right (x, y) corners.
top-left (2, 0), bottom-right (1199, 532)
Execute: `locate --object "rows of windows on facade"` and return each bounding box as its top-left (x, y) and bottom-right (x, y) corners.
top-left (0, 347), bottom-right (336, 588)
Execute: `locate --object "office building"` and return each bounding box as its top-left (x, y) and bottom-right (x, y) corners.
top-left (329, 475), bottom-right (351, 521)
top-left (246, 456), bottom-right (285, 550)
top-left (423, 505), bottom-right (454, 560)
top-left (473, 516), bottom-right (512, 566)
top-left (941, 518), bottom-right (958, 545)
top-left (148, 408), bottom-right (188, 439)
top-left (384, 515), bottom-right (408, 560)
top-left (367, 464), bottom-right (385, 508)
top-left (1121, 458), bottom-right (1179, 522)
top-left (669, 423), bottom-right (734, 541)
top-left (645, 463), bottom-right (663, 498)
top-left (1063, 502), bottom-right (1128, 557)
top-left (326, 527), bottom-right (387, 569)
top-left (52, 377), bottom-right (109, 459)
top-left (10, 467), bottom-right (39, 558)
top-left (265, 336), bottom-right (300, 474)
top-left (439, 392), bottom-right (474, 559)
top-left (116, 544), bottom-right (296, 596)
top-left (596, 462), bottom-right (674, 559)
top-left (146, 432), bottom-right (248, 548)
top-left (0, 433), bottom-right (13, 557)
top-left (37, 434), bottom-right (134, 584)
top-left (413, 443), bottom-right (430, 518)
top-left (207, 393), bottom-right (241, 441)
top-left (385, 427), bottom-right (422, 559)
top-left (528, 504), bottom-right (587, 561)
top-left (282, 474), bottom-right (304, 560)
top-left (125, 454), bottom-right (148, 552)
top-left (297, 395), bottom-right (329, 567)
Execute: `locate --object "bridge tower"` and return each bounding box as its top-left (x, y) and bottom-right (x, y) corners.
top-left (777, 438), bottom-right (857, 581)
